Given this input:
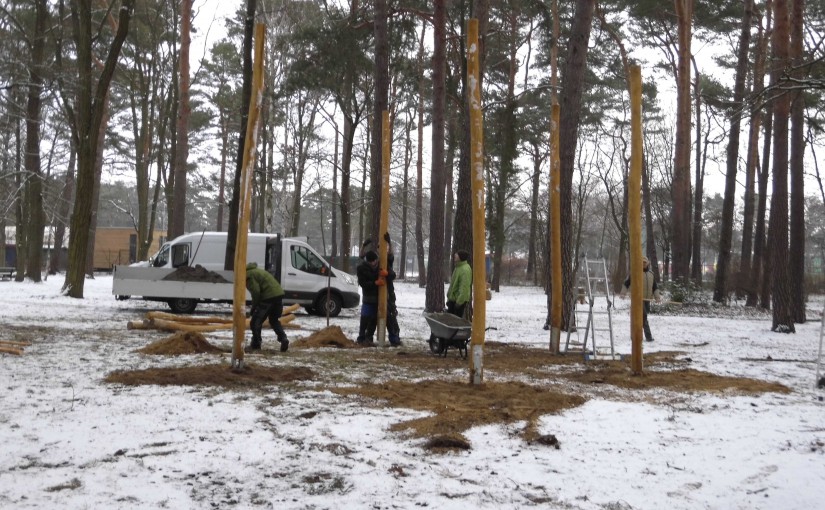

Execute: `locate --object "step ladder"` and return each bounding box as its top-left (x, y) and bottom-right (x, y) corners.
top-left (564, 256), bottom-right (617, 360)
top-left (817, 309), bottom-right (825, 389)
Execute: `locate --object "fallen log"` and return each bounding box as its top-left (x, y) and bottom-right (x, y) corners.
top-left (0, 339), bottom-right (32, 347)
top-left (127, 320), bottom-right (152, 330)
top-left (146, 311), bottom-right (233, 324)
top-left (148, 313), bottom-right (297, 333)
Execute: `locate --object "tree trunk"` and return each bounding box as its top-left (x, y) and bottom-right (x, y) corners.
top-left (767, 0), bottom-right (794, 332)
top-left (23, 0), bottom-right (48, 282)
top-left (425, 0), bottom-right (447, 312)
top-left (331, 127), bottom-right (339, 262)
top-left (443, 114), bottom-right (455, 280)
top-left (86, 97), bottom-right (110, 276)
top-left (755, 101), bottom-right (773, 309)
top-left (642, 157), bottom-right (659, 281)
top-left (788, 0), bottom-right (805, 323)
top-left (171, 0), bottom-right (191, 237)
top-left (217, 115), bottom-right (228, 231)
top-left (740, 11), bottom-right (768, 303)
top-left (559, 0), bottom-right (596, 329)
top-left (415, 24), bottom-right (427, 286)
top-left (339, 115), bottom-right (354, 273)
top-left (225, 0), bottom-right (256, 270)
top-left (527, 148), bottom-right (542, 285)
top-left (369, 0), bottom-right (389, 242)
top-left (670, 0), bottom-right (694, 283)
top-left (50, 147), bottom-right (75, 274)
top-left (714, 0), bottom-right (753, 302)
top-left (400, 115), bottom-right (411, 279)
top-left (691, 73), bottom-right (704, 286)
top-left (63, 0), bottom-right (133, 298)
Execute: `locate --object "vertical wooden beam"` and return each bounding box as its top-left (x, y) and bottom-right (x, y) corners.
top-left (550, 103), bottom-right (562, 354)
top-left (232, 23), bottom-right (266, 370)
top-left (467, 19), bottom-right (486, 385)
top-left (629, 64), bottom-right (644, 374)
top-left (377, 109), bottom-right (391, 346)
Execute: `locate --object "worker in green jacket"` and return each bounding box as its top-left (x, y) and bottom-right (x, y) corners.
top-left (446, 249), bottom-right (472, 319)
top-left (245, 262), bottom-right (289, 352)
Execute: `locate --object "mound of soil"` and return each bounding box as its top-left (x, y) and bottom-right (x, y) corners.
top-left (292, 326), bottom-right (356, 349)
top-left (162, 265), bottom-right (229, 283)
top-left (334, 379), bottom-right (587, 444)
top-left (105, 363), bottom-right (314, 387)
top-left (136, 331), bottom-right (226, 355)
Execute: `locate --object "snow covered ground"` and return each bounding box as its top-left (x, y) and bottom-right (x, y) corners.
top-left (1, 275), bottom-right (823, 509)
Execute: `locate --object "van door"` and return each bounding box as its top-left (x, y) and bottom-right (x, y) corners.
top-left (281, 241), bottom-right (329, 302)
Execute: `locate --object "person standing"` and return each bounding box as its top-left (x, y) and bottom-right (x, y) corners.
top-left (356, 250), bottom-right (384, 345)
top-left (245, 262), bottom-right (289, 352)
top-left (446, 250), bottom-right (472, 318)
top-left (620, 256), bottom-right (661, 342)
top-left (384, 232), bottom-right (401, 346)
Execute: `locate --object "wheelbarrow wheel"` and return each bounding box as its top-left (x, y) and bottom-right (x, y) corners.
top-left (428, 335), bottom-right (444, 355)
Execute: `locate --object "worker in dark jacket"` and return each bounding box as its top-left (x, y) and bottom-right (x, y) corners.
top-left (356, 250), bottom-right (383, 345)
top-left (384, 232), bottom-right (401, 346)
top-left (245, 262), bottom-right (289, 352)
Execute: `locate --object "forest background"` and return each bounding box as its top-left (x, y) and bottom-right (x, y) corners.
top-left (1, 0), bottom-right (824, 332)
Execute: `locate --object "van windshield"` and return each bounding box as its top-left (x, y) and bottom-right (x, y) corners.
top-left (153, 244), bottom-right (170, 267)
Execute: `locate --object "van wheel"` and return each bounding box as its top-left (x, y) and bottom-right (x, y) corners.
top-left (315, 294), bottom-right (342, 317)
top-left (303, 305), bottom-right (316, 315)
top-left (168, 298), bottom-right (197, 314)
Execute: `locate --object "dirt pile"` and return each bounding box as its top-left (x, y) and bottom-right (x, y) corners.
top-left (105, 363), bottom-right (315, 387)
top-left (136, 331), bottom-right (226, 355)
top-left (162, 265), bottom-right (229, 283)
top-left (334, 379), bottom-right (586, 445)
top-left (292, 326), bottom-right (355, 349)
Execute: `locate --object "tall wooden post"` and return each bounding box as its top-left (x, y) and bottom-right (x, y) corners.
top-left (467, 19), bottom-right (486, 385)
top-left (629, 64), bottom-right (644, 374)
top-left (231, 23), bottom-right (266, 370)
top-left (550, 103), bottom-right (562, 354)
top-left (377, 109), bottom-right (391, 346)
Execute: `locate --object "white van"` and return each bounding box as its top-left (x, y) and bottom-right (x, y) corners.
top-left (113, 231), bottom-right (360, 316)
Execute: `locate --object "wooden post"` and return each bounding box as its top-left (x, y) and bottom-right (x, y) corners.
top-left (550, 103), bottom-right (562, 354)
top-left (377, 109), bottom-right (391, 346)
top-left (629, 64), bottom-right (644, 374)
top-left (231, 23), bottom-right (266, 370)
top-left (467, 19), bottom-right (486, 385)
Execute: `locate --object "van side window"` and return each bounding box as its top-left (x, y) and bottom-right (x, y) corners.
top-left (171, 244), bottom-right (190, 268)
top-left (153, 245), bottom-right (170, 267)
top-left (291, 246), bottom-right (327, 275)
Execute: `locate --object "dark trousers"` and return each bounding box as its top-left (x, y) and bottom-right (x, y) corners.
top-left (250, 297), bottom-right (288, 348)
top-left (447, 300), bottom-right (466, 319)
top-left (643, 301), bottom-right (653, 341)
top-left (387, 302), bottom-right (400, 344)
top-left (357, 303), bottom-right (377, 343)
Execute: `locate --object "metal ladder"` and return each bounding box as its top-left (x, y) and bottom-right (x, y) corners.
top-left (564, 256), bottom-right (617, 360)
top-left (817, 309), bottom-right (825, 388)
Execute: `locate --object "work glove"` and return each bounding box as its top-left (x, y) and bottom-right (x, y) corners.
top-left (379, 269), bottom-right (389, 278)
top-left (375, 277), bottom-right (386, 287)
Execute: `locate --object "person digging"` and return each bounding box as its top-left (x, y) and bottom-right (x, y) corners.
top-left (245, 262), bottom-right (289, 353)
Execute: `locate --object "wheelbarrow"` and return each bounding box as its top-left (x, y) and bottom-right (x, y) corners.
top-left (424, 312), bottom-right (472, 358)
